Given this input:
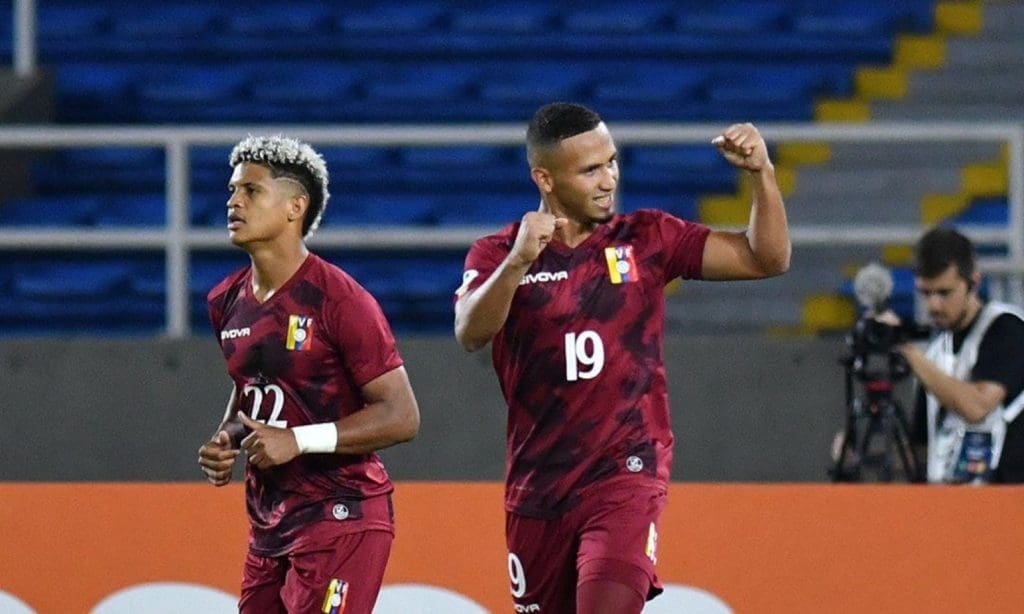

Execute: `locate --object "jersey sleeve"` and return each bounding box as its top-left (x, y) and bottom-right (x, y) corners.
top-left (455, 233), bottom-right (512, 300)
top-left (326, 281), bottom-right (404, 388)
top-left (206, 289), bottom-right (225, 344)
top-left (656, 211), bottom-right (711, 282)
top-left (973, 313), bottom-right (1024, 411)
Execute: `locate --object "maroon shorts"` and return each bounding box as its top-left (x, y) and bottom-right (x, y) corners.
top-left (505, 482), bottom-right (667, 612)
top-left (239, 529), bottom-right (393, 614)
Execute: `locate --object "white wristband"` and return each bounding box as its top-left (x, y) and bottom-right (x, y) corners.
top-left (292, 423), bottom-right (338, 454)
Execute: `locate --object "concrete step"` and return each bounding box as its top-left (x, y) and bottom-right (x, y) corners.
top-left (943, 38), bottom-right (1024, 68)
top-left (823, 142), bottom-right (1002, 168)
top-left (983, 2), bottom-right (1024, 34)
top-left (784, 194), bottom-right (922, 224)
top-left (870, 101), bottom-right (1024, 121)
top-left (791, 168), bottom-right (960, 200)
top-left (907, 71), bottom-right (1024, 103)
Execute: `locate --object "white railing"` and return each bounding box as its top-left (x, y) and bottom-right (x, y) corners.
top-left (12, 0), bottom-right (37, 77)
top-left (0, 122), bottom-right (1021, 337)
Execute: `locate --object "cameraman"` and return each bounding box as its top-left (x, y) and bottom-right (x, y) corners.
top-left (878, 227), bottom-right (1024, 483)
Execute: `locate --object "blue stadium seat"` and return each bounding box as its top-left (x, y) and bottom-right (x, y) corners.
top-left (190, 193), bottom-right (227, 227)
top-left (190, 255), bottom-right (248, 299)
top-left (624, 145), bottom-right (736, 192)
top-left (128, 261), bottom-right (168, 299)
top-left (433, 193), bottom-right (534, 227)
top-left (792, 2), bottom-right (934, 36)
top-left (561, 4), bottom-right (673, 33)
top-left (52, 63), bottom-right (139, 122)
top-left (93, 194), bottom-right (166, 227)
top-left (953, 199), bottom-right (1009, 225)
top-left (364, 66), bottom-right (475, 103)
top-left (134, 67), bottom-right (248, 122)
top-left (0, 195), bottom-right (102, 226)
top-left (591, 65), bottom-right (709, 106)
top-left (396, 145), bottom-right (517, 189)
top-left (15, 260), bottom-right (131, 298)
top-left (474, 63), bottom-right (593, 120)
top-left (190, 146), bottom-right (234, 196)
top-left (242, 64), bottom-right (364, 122)
top-left (37, 6), bottom-right (110, 40)
top-left (110, 6), bottom-right (218, 38)
top-left (335, 4), bottom-right (447, 34)
top-left (449, 5), bottom-right (557, 33)
top-left (31, 147), bottom-right (165, 195)
top-left (222, 5), bottom-right (332, 35)
top-left (674, 3), bottom-right (790, 34)
top-left (322, 193), bottom-right (437, 227)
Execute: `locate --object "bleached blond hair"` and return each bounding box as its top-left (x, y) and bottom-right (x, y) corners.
top-left (229, 135), bottom-right (330, 237)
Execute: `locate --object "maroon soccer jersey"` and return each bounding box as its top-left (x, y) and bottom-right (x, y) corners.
top-left (208, 253), bottom-right (403, 556)
top-left (460, 210), bottom-right (710, 518)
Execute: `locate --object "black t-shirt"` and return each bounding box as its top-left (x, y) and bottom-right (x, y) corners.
top-left (913, 310), bottom-right (1024, 483)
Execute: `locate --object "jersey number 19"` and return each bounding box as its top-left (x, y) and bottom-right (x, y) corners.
top-left (565, 331), bottom-right (604, 382)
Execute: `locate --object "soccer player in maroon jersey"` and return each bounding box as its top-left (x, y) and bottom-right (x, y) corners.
top-left (454, 103), bottom-right (790, 613)
top-left (197, 135), bottom-right (420, 613)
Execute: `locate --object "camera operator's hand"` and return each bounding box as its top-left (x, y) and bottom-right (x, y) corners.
top-left (872, 309), bottom-right (902, 327)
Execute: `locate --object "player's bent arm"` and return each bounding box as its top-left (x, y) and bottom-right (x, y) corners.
top-left (331, 365), bottom-right (421, 455)
top-left (701, 166), bottom-right (790, 280)
top-left (454, 257), bottom-right (532, 351)
top-left (900, 344), bottom-right (1006, 423)
top-left (198, 387), bottom-right (241, 485)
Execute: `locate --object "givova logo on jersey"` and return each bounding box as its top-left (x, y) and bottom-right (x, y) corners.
top-left (604, 245), bottom-right (638, 284)
top-left (286, 314), bottom-right (314, 351)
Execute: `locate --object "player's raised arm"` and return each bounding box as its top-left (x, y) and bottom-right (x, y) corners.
top-left (701, 123), bottom-right (791, 281)
top-left (455, 211), bottom-right (567, 352)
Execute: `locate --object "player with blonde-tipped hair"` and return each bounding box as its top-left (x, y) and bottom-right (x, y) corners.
top-left (198, 135), bottom-right (420, 613)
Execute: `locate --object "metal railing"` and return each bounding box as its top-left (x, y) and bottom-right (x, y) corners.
top-left (0, 122), bottom-right (1021, 337)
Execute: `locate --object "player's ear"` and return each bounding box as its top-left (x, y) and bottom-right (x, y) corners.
top-left (287, 192), bottom-right (309, 223)
top-left (531, 166), bottom-right (553, 194)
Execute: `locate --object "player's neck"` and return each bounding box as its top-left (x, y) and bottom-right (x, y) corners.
top-left (539, 200), bottom-right (596, 249)
top-left (247, 241), bottom-right (309, 302)
top-left (555, 219), bottom-right (596, 249)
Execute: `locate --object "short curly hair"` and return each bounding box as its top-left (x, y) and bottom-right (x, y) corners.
top-left (229, 135), bottom-right (330, 237)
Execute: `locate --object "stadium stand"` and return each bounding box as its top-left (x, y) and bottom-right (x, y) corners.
top-left (0, 0), bottom-right (1016, 336)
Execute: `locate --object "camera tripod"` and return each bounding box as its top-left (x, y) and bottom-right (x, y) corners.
top-left (829, 352), bottom-right (923, 482)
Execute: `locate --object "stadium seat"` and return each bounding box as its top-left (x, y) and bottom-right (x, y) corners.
top-left (222, 5), bottom-right (332, 35)
top-left (242, 63), bottom-right (364, 122)
top-left (93, 194), bottom-right (166, 227)
top-left (335, 4), bottom-right (447, 34)
top-left (37, 6), bottom-right (110, 40)
top-left (0, 195), bottom-right (102, 227)
top-left (674, 3), bottom-right (790, 34)
top-left (322, 193), bottom-right (437, 227)
top-left (449, 5), bottom-right (557, 33)
top-left (953, 198), bottom-right (1009, 225)
top-left (15, 260), bottom-right (131, 298)
top-left (51, 63), bottom-right (139, 122)
top-left (110, 6), bottom-right (218, 38)
top-left (433, 193), bottom-right (534, 227)
top-left (561, 4), bottom-right (673, 33)
top-left (134, 67), bottom-right (248, 122)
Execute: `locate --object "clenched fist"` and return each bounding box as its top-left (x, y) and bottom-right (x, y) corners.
top-left (713, 123), bottom-right (771, 172)
top-left (508, 211), bottom-right (568, 267)
top-left (198, 430), bottom-right (239, 486)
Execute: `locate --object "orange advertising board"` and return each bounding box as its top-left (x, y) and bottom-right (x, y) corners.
top-left (1, 483), bottom-right (1022, 613)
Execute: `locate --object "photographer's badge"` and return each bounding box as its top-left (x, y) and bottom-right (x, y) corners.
top-left (953, 431), bottom-right (993, 484)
